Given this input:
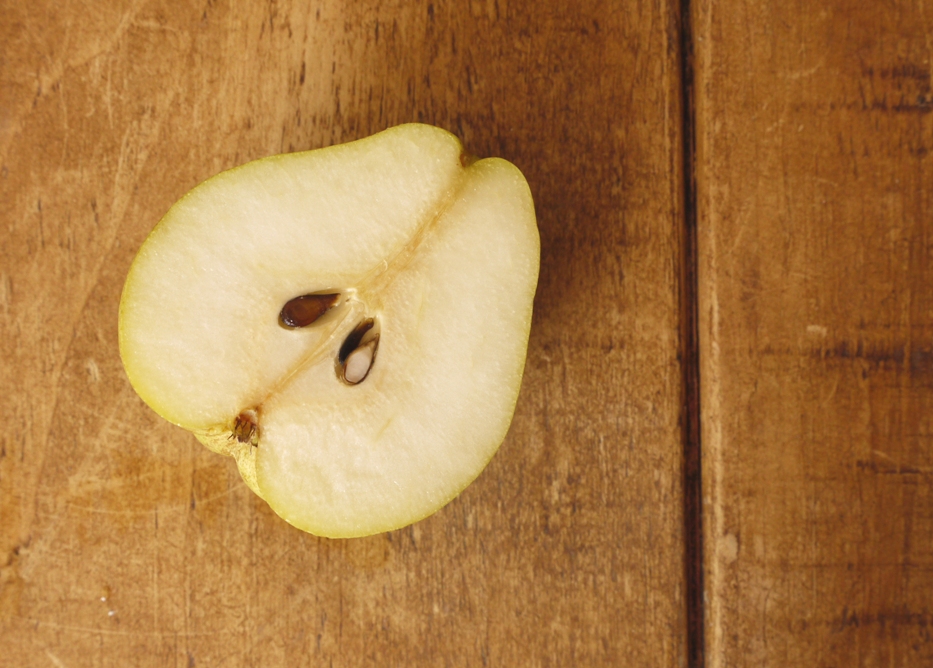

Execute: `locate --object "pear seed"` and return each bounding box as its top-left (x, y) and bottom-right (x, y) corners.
top-left (279, 293), bottom-right (339, 328)
top-left (337, 318), bottom-right (379, 385)
top-left (344, 341), bottom-right (376, 384)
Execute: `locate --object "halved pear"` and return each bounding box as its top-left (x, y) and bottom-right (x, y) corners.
top-left (119, 124), bottom-right (539, 537)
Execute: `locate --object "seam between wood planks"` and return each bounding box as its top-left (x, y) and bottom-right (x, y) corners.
top-left (677, 0), bottom-right (705, 666)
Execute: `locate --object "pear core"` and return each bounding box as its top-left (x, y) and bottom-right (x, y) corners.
top-left (119, 124), bottom-right (540, 537)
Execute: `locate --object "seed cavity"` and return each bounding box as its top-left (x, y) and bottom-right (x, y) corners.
top-left (232, 410), bottom-right (259, 446)
top-left (337, 318), bottom-right (379, 385)
top-left (279, 293), bottom-right (340, 329)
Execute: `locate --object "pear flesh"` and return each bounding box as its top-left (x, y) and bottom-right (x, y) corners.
top-left (119, 124), bottom-right (539, 537)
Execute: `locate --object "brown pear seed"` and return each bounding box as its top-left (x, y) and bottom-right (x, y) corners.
top-left (279, 293), bottom-right (340, 328)
top-left (338, 318), bottom-right (375, 362)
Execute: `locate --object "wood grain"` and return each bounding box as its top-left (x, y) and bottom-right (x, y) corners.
top-left (695, 0), bottom-right (933, 665)
top-left (1, 0), bottom-right (688, 665)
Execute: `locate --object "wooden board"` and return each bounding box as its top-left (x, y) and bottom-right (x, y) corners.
top-left (1, 0), bottom-right (689, 665)
top-left (695, 0), bottom-right (933, 664)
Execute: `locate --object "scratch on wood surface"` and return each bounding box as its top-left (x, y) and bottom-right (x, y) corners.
top-left (104, 58), bottom-right (114, 130)
top-left (781, 60), bottom-right (826, 80)
top-left (130, 19), bottom-right (183, 33)
top-left (58, 78), bottom-right (69, 169)
top-left (14, 616), bottom-right (237, 637)
top-left (44, 649), bottom-right (67, 668)
top-left (806, 324), bottom-right (828, 337)
top-left (0, 273), bottom-right (10, 316)
top-left (63, 484), bottom-right (246, 515)
top-left (872, 449), bottom-right (903, 467)
top-left (85, 358), bottom-right (100, 383)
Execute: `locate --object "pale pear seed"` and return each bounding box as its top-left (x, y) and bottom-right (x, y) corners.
top-left (344, 340), bottom-right (376, 384)
top-left (336, 318), bottom-right (379, 385)
top-left (279, 293), bottom-right (340, 329)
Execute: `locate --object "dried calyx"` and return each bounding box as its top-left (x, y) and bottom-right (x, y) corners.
top-left (338, 318), bottom-right (379, 385)
top-left (233, 409), bottom-right (259, 446)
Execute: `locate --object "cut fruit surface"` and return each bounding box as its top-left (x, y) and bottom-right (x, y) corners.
top-left (119, 124), bottom-right (539, 537)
